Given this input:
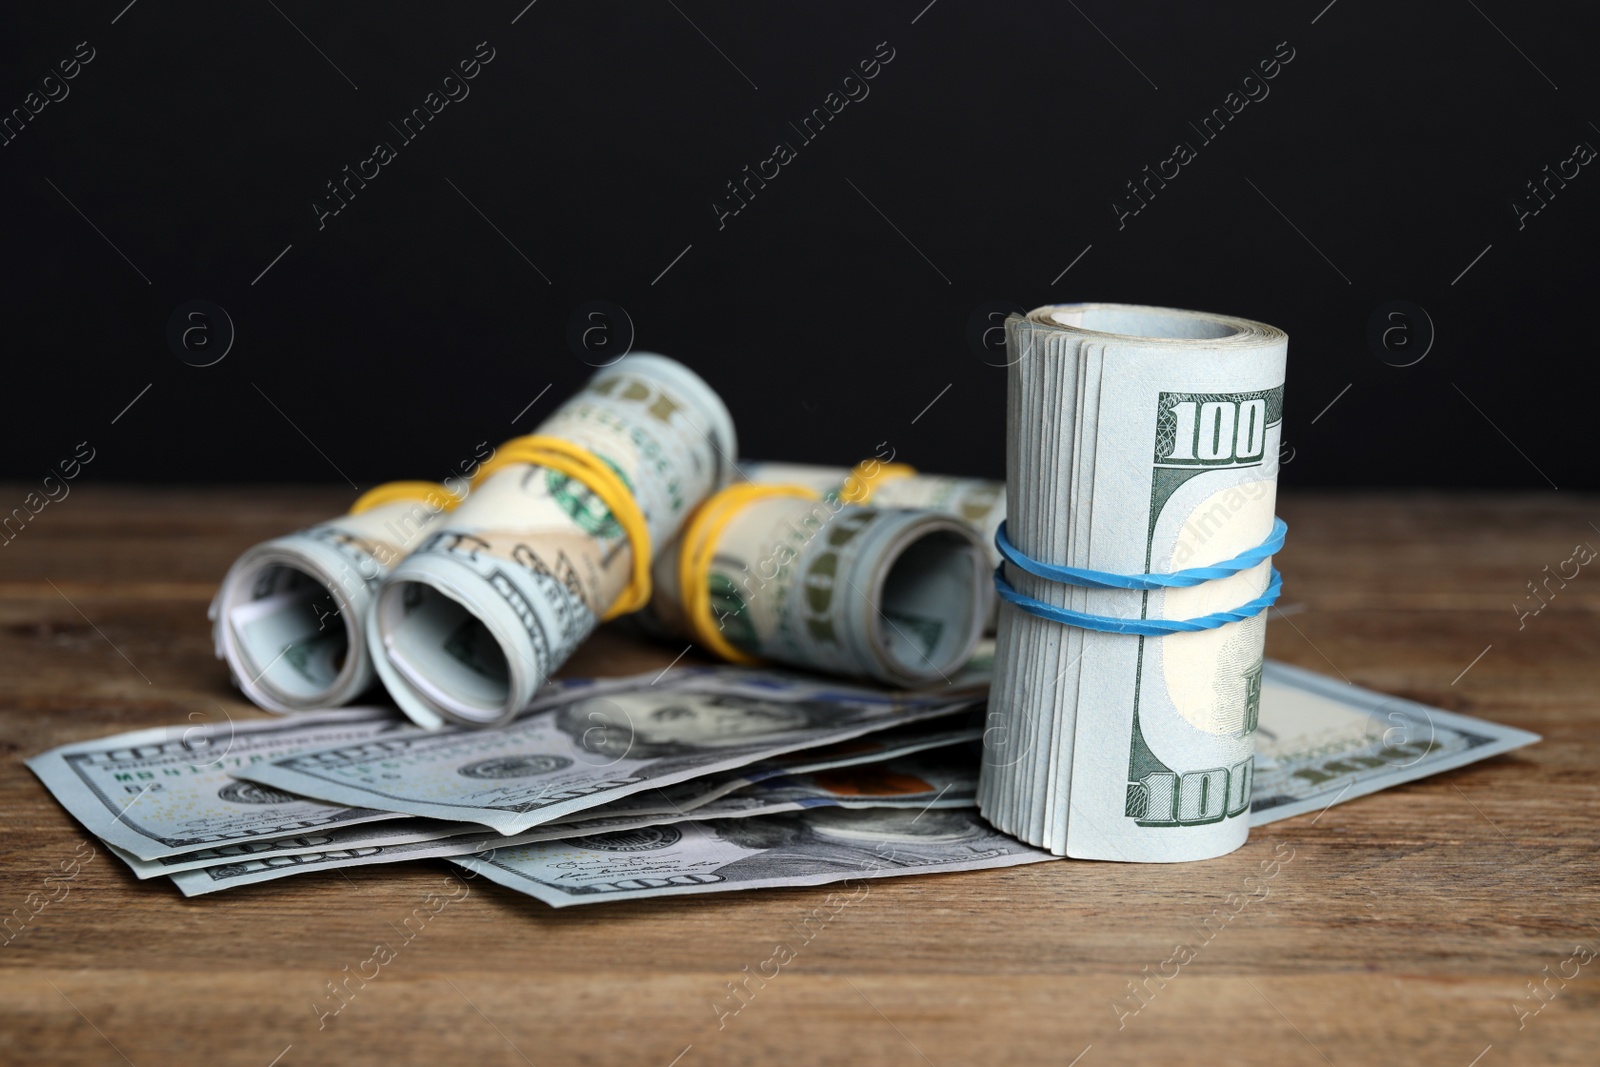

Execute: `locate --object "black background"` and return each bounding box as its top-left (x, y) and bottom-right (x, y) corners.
top-left (2, 1), bottom-right (1593, 492)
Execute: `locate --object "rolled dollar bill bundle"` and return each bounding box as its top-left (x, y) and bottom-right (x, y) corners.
top-left (979, 303), bottom-right (1288, 862)
top-left (644, 483), bottom-right (989, 687)
top-left (744, 459), bottom-right (1006, 626)
top-left (370, 354), bottom-right (737, 729)
top-left (743, 459), bottom-right (1006, 564)
top-left (210, 481), bottom-right (464, 712)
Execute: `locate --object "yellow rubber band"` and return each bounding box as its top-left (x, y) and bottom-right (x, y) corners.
top-left (348, 480), bottom-right (460, 515)
top-left (470, 435), bottom-right (652, 621)
top-left (678, 483), bottom-right (819, 664)
top-left (839, 461), bottom-right (916, 505)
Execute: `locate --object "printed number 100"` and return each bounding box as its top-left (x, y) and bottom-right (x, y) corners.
top-left (1167, 399), bottom-right (1266, 463)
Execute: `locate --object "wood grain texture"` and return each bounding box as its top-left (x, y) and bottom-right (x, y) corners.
top-left (0, 486), bottom-right (1595, 1067)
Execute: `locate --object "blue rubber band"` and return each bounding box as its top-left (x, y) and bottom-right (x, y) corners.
top-left (994, 518), bottom-right (1286, 590)
top-left (992, 518), bottom-right (1286, 635)
top-left (994, 565), bottom-right (1282, 636)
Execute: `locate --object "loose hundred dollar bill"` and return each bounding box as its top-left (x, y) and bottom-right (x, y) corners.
top-left (25, 709), bottom-right (410, 861)
top-left (163, 725), bottom-right (981, 893)
top-left (450, 807), bottom-right (1053, 907)
top-left (496, 745), bottom-right (977, 843)
top-left (236, 671), bottom-right (981, 835)
top-left (152, 810), bottom-right (674, 895)
top-left (117, 773), bottom-right (732, 879)
top-left (155, 780), bottom-right (735, 890)
top-left (1249, 661), bottom-right (1539, 825)
top-left (538, 715), bottom-right (981, 824)
top-left (529, 714), bottom-right (980, 829)
top-left (165, 806), bottom-right (738, 896)
top-left (107, 817), bottom-right (484, 878)
top-left (25, 667), bottom-right (699, 867)
top-left (69, 669), bottom-right (975, 879)
top-left (488, 744), bottom-right (976, 840)
top-left (165, 827), bottom-right (513, 895)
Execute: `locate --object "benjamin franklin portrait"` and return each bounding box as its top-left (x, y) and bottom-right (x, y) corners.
top-left (552, 691), bottom-right (848, 760)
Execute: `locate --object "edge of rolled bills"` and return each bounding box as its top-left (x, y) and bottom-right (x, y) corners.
top-left (210, 494), bottom-right (457, 713)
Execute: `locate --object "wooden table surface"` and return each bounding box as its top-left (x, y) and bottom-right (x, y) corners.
top-left (1, 487), bottom-right (1595, 1067)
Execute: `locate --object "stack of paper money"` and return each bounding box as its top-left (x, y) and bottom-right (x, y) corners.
top-left (57, 308), bottom-right (1535, 898)
top-left (208, 360), bottom-right (1027, 723)
top-left (980, 303), bottom-right (1293, 862)
top-left (209, 353), bottom-right (748, 729)
top-left (27, 660), bottom-right (1535, 903)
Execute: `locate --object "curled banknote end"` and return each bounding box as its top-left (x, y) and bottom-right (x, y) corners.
top-left (210, 491), bottom-right (457, 713)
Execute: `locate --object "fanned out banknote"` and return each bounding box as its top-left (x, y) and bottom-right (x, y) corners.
top-left (450, 807), bottom-right (1055, 907)
top-left (234, 670), bottom-right (983, 835)
top-left (521, 745), bottom-right (979, 840)
top-left (126, 718), bottom-right (980, 882)
top-left (1248, 661), bottom-right (1539, 824)
top-left (27, 664), bottom-right (980, 882)
top-left (24, 708), bottom-right (411, 861)
top-left (116, 777), bottom-right (737, 881)
top-left (166, 663), bottom-right (1538, 897)
top-left (28, 656), bottom-right (1536, 900)
top-left (528, 719), bottom-right (980, 827)
top-left (681, 746), bottom-right (977, 817)
top-left (24, 667), bottom-right (722, 865)
top-left (163, 735), bottom-right (982, 895)
top-left (109, 818), bottom-right (486, 879)
top-left (981, 303), bottom-right (1291, 863)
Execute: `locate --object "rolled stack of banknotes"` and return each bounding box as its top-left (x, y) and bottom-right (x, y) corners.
top-left (637, 477), bottom-right (990, 688)
top-left (210, 353), bottom-right (1014, 724)
top-left (979, 303), bottom-right (1292, 862)
top-left (26, 317), bottom-right (1539, 899)
top-left (367, 354), bottom-right (739, 729)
